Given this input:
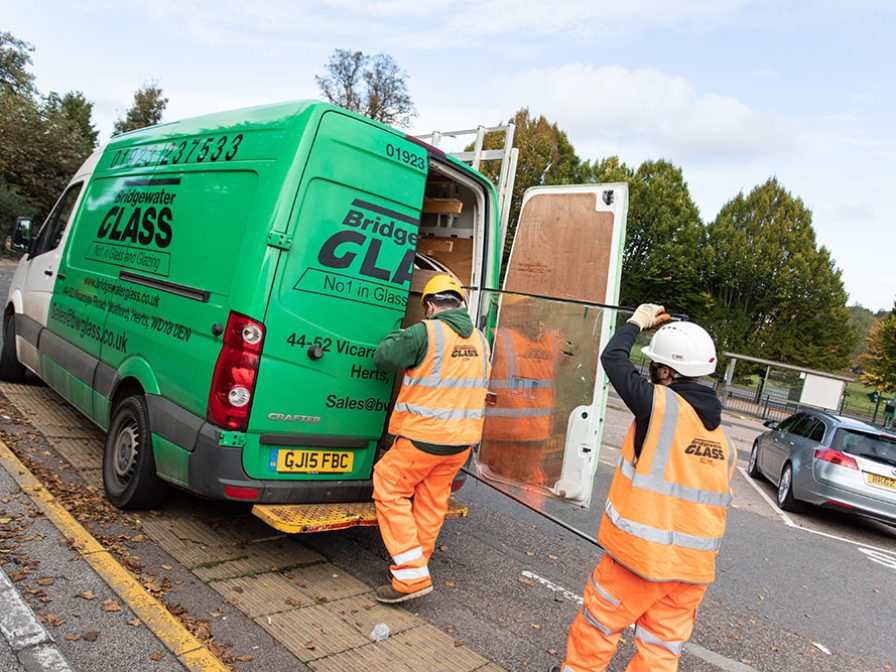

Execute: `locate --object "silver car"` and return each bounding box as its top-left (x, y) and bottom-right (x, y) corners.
top-left (748, 409), bottom-right (896, 524)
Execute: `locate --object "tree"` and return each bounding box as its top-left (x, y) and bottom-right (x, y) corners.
top-left (113, 81), bottom-right (168, 135)
top-left (585, 158), bottom-right (708, 314)
top-left (316, 49), bottom-right (416, 127)
top-left (45, 91), bottom-right (98, 155)
top-left (474, 108), bottom-right (584, 260)
top-left (0, 31), bottom-right (35, 96)
top-left (847, 304), bottom-right (880, 366)
top-left (861, 306), bottom-right (896, 393)
top-left (704, 178), bottom-right (854, 371)
top-left (0, 32), bottom-right (98, 226)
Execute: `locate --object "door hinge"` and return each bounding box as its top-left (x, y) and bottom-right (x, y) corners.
top-left (218, 431), bottom-right (246, 448)
top-left (267, 231), bottom-right (292, 250)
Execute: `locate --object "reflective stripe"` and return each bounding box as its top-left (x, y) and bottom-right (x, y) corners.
top-left (489, 378), bottom-right (555, 389)
top-left (391, 565), bottom-right (430, 581)
top-left (604, 499), bottom-right (723, 552)
top-left (501, 329), bottom-right (516, 379)
top-left (393, 402), bottom-right (485, 420)
top-left (590, 574), bottom-right (620, 607)
top-left (392, 546), bottom-right (423, 565)
top-left (634, 624), bottom-right (685, 655)
top-left (403, 375), bottom-right (489, 388)
top-left (431, 320), bottom-right (445, 377)
top-left (647, 389), bottom-right (679, 479)
top-left (617, 456), bottom-right (732, 507)
top-left (477, 329), bottom-right (489, 381)
top-left (484, 407), bottom-right (552, 418)
top-left (726, 434), bottom-right (736, 472)
top-left (563, 667), bottom-right (576, 672)
top-left (581, 606), bottom-right (619, 637)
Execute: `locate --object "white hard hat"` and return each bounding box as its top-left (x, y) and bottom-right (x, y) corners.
top-left (641, 321), bottom-right (717, 377)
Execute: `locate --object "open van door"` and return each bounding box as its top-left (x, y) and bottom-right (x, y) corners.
top-left (475, 184), bottom-right (627, 513)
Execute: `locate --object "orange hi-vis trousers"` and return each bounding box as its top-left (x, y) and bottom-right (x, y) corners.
top-left (373, 437), bottom-right (470, 594)
top-left (562, 555), bottom-right (709, 672)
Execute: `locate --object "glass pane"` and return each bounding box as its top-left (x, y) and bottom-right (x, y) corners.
top-left (474, 290), bottom-right (608, 514)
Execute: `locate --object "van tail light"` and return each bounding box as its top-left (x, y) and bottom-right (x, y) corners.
top-left (814, 449), bottom-right (858, 470)
top-left (208, 312), bottom-right (265, 432)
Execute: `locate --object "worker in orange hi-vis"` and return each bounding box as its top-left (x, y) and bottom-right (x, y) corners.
top-left (550, 305), bottom-right (737, 672)
top-left (480, 295), bottom-right (564, 507)
top-left (372, 274), bottom-right (491, 604)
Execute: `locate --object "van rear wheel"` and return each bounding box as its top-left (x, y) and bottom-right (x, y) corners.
top-left (103, 396), bottom-right (169, 509)
top-left (0, 315), bottom-right (26, 383)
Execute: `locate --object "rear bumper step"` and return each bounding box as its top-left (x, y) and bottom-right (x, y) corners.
top-left (252, 497), bottom-right (468, 534)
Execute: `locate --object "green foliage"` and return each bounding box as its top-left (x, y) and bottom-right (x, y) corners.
top-left (704, 178), bottom-right (854, 371)
top-left (0, 32), bottom-right (98, 228)
top-left (585, 158), bottom-right (708, 313)
top-left (861, 307), bottom-right (896, 393)
top-left (0, 32), bottom-right (35, 96)
top-left (847, 304), bottom-right (878, 364)
top-left (112, 81), bottom-right (168, 135)
top-left (315, 49), bottom-right (416, 127)
top-left (45, 90), bottom-right (98, 155)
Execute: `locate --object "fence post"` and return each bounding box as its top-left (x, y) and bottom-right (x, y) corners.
top-left (871, 394), bottom-right (882, 425)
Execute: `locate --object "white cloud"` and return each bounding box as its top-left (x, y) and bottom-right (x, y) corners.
top-left (501, 64), bottom-right (794, 162)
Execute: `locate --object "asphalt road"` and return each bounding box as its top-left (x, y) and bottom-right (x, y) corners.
top-left (1, 258), bottom-right (894, 671)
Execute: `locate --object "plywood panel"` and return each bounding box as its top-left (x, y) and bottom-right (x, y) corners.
top-left (505, 192), bottom-right (615, 303)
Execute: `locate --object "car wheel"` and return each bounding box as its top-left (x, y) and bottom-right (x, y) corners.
top-left (0, 315), bottom-right (26, 383)
top-left (103, 395), bottom-right (169, 509)
top-left (776, 463), bottom-right (803, 513)
top-left (747, 440), bottom-right (762, 479)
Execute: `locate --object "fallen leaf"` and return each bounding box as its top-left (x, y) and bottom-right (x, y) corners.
top-left (439, 545), bottom-right (449, 552)
top-left (305, 642), bottom-right (316, 650)
top-left (46, 614), bottom-right (64, 626)
top-left (37, 577), bottom-right (55, 586)
top-left (526, 551), bottom-right (535, 557)
top-left (548, 554), bottom-right (558, 560)
top-left (149, 652), bottom-right (165, 661)
top-left (549, 648), bottom-right (558, 655)
top-left (453, 639), bottom-right (464, 647)
top-left (518, 577), bottom-right (534, 587)
top-left (65, 634), bottom-right (80, 641)
top-left (101, 600), bottom-right (121, 612)
top-left (234, 655), bottom-right (253, 662)
top-left (161, 565), bottom-right (173, 570)
top-left (83, 631), bottom-right (100, 642)
top-left (127, 619), bottom-right (141, 627)
top-left (530, 623), bottom-right (541, 630)
top-left (77, 591), bottom-right (96, 600)
top-left (443, 580), bottom-right (456, 588)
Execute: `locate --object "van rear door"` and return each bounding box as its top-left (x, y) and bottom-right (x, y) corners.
top-left (244, 111), bottom-right (427, 483)
top-left (476, 184), bottom-right (628, 513)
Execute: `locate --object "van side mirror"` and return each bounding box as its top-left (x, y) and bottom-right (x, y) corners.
top-left (7, 217), bottom-right (33, 254)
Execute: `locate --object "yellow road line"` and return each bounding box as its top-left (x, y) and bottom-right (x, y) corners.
top-left (0, 440), bottom-right (229, 672)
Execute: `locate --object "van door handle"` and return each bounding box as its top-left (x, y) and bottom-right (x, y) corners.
top-left (57, 272), bottom-right (66, 279)
top-left (44, 269), bottom-right (53, 276)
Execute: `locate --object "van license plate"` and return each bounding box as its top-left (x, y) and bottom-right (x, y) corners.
top-left (277, 450), bottom-right (354, 474)
top-left (867, 472), bottom-right (896, 490)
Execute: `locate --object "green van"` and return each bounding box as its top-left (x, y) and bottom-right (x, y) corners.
top-left (3, 101), bottom-right (505, 508)
top-left (3, 100), bottom-right (628, 519)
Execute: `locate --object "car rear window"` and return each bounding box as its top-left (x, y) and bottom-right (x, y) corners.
top-left (836, 429), bottom-right (896, 466)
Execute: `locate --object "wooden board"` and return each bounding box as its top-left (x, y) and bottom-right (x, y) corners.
top-left (504, 192), bottom-right (615, 303)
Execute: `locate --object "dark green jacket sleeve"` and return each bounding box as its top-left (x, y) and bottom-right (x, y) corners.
top-left (374, 322), bottom-right (428, 371)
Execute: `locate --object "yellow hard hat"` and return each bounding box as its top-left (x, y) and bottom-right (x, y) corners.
top-left (421, 273), bottom-right (465, 307)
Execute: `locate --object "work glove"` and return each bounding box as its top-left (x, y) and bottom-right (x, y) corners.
top-left (627, 303), bottom-right (671, 331)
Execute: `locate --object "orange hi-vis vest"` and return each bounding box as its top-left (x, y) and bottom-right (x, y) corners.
top-left (598, 386), bottom-right (736, 584)
top-left (483, 328), bottom-right (559, 442)
top-left (389, 320), bottom-right (491, 446)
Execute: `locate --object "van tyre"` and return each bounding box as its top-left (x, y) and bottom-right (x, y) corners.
top-left (0, 315), bottom-right (26, 383)
top-left (776, 463), bottom-right (803, 513)
top-left (747, 440), bottom-right (762, 479)
top-left (103, 396), bottom-right (169, 509)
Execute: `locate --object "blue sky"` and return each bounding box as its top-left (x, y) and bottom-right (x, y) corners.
top-left (4, 1), bottom-right (894, 310)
